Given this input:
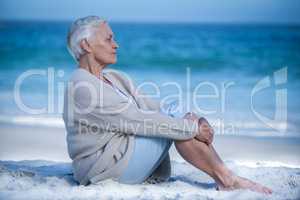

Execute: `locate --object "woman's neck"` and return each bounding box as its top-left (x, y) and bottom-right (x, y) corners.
top-left (79, 53), bottom-right (106, 79)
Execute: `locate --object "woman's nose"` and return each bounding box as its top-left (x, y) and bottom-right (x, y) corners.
top-left (112, 39), bottom-right (119, 49)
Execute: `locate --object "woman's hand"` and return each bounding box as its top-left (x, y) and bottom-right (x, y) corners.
top-left (197, 117), bottom-right (214, 145)
top-left (183, 112), bottom-right (214, 145)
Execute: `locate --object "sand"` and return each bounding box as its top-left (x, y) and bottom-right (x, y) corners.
top-left (0, 123), bottom-right (300, 199)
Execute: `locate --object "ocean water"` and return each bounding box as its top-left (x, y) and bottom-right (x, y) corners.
top-left (0, 21), bottom-right (299, 137)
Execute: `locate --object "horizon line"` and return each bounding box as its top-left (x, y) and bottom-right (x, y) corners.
top-left (1, 18), bottom-right (300, 26)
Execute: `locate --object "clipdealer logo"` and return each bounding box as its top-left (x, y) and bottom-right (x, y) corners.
top-left (251, 67), bottom-right (288, 133)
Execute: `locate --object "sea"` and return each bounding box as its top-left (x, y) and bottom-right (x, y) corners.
top-left (0, 21), bottom-right (299, 137)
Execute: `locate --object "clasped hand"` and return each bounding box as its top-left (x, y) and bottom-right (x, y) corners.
top-left (183, 112), bottom-right (214, 145)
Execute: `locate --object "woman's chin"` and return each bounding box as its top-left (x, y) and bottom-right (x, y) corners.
top-left (110, 58), bottom-right (117, 64)
top-left (104, 60), bottom-right (117, 66)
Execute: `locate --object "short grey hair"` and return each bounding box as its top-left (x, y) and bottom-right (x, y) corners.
top-left (67, 16), bottom-right (106, 62)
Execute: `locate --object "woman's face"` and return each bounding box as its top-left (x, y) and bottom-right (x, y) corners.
top-left (87, 22), bottom-right (119, 65)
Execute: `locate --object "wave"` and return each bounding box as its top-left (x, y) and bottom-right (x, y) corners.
top-left (0, 115), bottom-right (65, 128)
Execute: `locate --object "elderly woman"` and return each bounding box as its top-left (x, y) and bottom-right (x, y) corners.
top-left (63, 16), bottom-right (272, 194)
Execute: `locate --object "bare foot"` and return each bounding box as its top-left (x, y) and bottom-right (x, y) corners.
top-left (216, 175), bottom-right (272, 195)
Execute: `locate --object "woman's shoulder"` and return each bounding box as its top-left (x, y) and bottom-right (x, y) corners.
top-left (66, 68), bottom-right (127, 107)
top-left (66, 68), bottom-right (111, 97)
top-left (69, 68), bottom-right (98, 83)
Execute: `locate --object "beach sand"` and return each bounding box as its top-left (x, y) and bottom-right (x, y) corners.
top-left (0, 123), bottom-right (300, 199)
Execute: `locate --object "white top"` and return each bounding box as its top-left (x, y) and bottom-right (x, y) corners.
top-left (106, 79), bottom-right (138, 107)
top-left (106, 76), bottom-right (180, 118)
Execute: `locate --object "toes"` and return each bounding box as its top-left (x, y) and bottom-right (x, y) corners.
top-left (263, 187), bottom-right (273, 194)
top-left (253, 184), bottom-right (272, 195)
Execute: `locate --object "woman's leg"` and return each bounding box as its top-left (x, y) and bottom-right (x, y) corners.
top-left (174, 138), bottom-right (272, 194)
top-left (145, 153), bottom-right (171, 184)
top-left (118, 136), bottom-right (172, 184)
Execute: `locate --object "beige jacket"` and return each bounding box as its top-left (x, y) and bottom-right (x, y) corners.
top-left (63, 68), bottom-right (199, 185)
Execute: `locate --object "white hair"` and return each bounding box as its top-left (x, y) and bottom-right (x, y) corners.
top-left (67, 16), bottom-right (106, 62)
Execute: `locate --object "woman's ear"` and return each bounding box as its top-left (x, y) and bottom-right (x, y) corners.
top-left (80, 39), bottom-right (92, 53)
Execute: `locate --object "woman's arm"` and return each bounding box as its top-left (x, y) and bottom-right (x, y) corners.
top-left (67, 70), bottom-right (199, 140)
top-left (74, 99), bottom-right (199, 140)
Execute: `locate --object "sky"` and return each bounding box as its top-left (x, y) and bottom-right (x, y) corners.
top-left (0, 0), bottom-right (300, 23)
